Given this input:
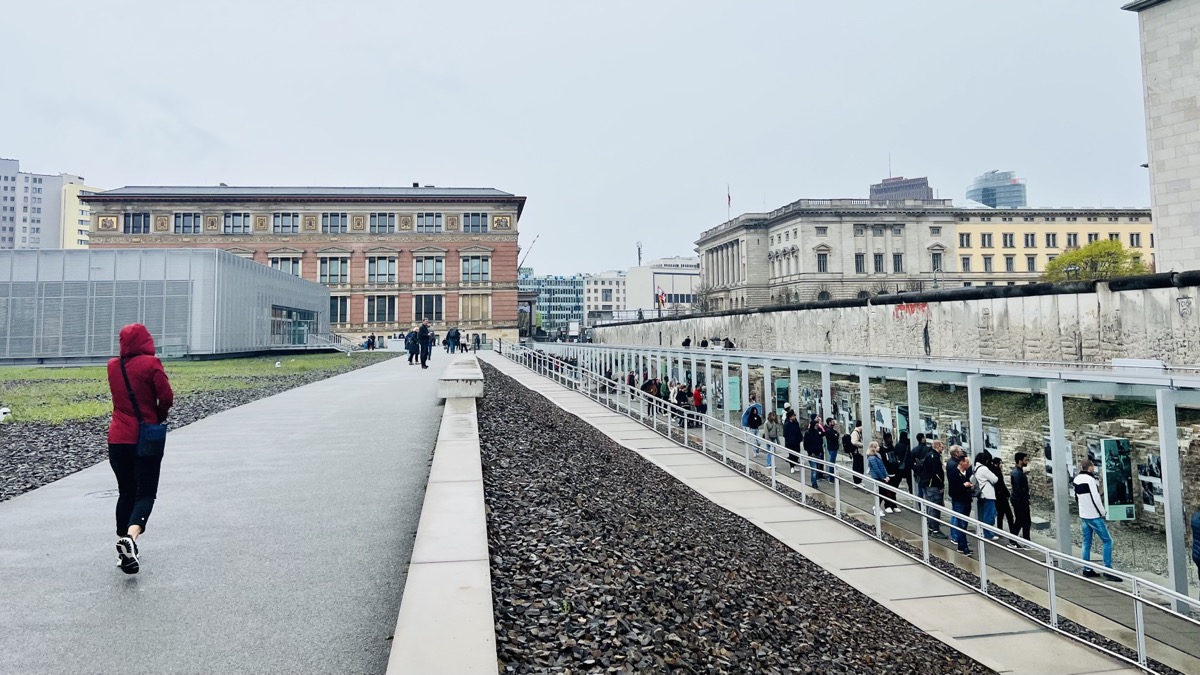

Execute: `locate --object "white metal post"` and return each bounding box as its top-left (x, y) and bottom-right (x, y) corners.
top-left (906, 370), bottom-right (920, 437)
top-left (1156, 389), bottom-right (1192, 609)
top-left (1047, 381), bottom-right (1073, 558)
top-left (740, 357), bottom-right (750, 414)
top-left (858, 367), bottom-right (872, 448)
top-left (789, 362), bottom-right (799, 419)
top-left (722, 357), bottom-right (731, 426)
top-left (968, 374), bottom-right (984, 455)
top-left (820, 363), bottom-right (832, 420)
top-left (764, 360), bottom-right (775, 419)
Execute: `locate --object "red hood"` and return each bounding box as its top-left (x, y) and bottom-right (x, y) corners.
top-left (119, 324), bottom-right (156, 358)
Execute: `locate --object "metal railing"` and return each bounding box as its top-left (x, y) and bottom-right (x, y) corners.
top-left (494, 340), bottom-right (1200, 674)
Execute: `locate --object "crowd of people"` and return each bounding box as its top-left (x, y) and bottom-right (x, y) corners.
top-left (594, 361), bottom-right (1160, 582)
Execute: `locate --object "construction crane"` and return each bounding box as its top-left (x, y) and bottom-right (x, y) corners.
top-left (518, 234), bottom-right (540, 270)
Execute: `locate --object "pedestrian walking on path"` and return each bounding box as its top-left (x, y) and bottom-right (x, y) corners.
top-left (419, 320), bottom-right (432, 369)
top-left (741, 396), bottom-right (764, 457)
top-left (763, 412), bottom-right (781, 469)
top-left (972, 453), bottom-right (999, 543)
top-left (106, 324), bottom-right (174, 575)
top-left (922, 441), bottom-right (949, 539)
top-left (783, 410), bottom-right (802, 474)
top-left (822, 418), bottom-right (839, 483)
top-left (948, 450), bottom-right (975, 557)
top-left (848, 421), bottom-right (865, 485)
top-left (1010, 452), bottom-right (1032, 543)
top-left (1074, 459), bottom-right (1121, 581)
top-left (868, 442), bottom-right (896, 514)
top-left (803, 418), bottom-right (825, 488)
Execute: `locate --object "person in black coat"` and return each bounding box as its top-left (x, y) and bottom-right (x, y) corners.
top-left (803, 419), bottom-right (825, 489)
top-left (783, 410), bottom-right (802, 475)
top-left (990, 456), bottom-right (1018, 547)
top-left (893, 430), bottom-right (913, 494)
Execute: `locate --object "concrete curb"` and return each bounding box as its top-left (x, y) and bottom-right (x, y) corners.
top-left (387, 356), bottom-right (495, 674)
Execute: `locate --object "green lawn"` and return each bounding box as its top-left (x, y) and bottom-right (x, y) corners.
top-left (0, 353), bottom-right (395, 425)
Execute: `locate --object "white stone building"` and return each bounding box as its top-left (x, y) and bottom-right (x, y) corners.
top-left (583, 270), bottom-right (626, 325)
top-left (1125, 0), bottom-right (1200, 273)
top-left (625, 256), bottom-right (699, 318)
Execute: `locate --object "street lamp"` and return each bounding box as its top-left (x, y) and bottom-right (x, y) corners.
top-left (1065, 264), bottom-right (1081, 280)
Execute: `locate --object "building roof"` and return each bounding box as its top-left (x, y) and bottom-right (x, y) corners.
top-left (1122, 0), bottom-right (1174, 11)
top-left (83, 185), bottom-right (527, 217)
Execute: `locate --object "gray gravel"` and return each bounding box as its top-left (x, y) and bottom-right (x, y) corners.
top-left (478, 364), bottom-right (995, 674)
top-left (0, 356), bottom-right (397, 503)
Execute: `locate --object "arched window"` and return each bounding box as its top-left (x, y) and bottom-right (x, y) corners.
top-left (856, 290), bottom-right (870, 300)
top-left (817, 290), bottom-right (832, 302)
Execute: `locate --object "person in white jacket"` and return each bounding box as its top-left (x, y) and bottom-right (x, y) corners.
top-left (973, 453), bottom-right (999, 542)
top-left (1073, 460), bottom-right (1120, 581)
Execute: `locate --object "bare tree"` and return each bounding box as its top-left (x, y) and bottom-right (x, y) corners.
top-left (690, 284), bottom-right (717, 314)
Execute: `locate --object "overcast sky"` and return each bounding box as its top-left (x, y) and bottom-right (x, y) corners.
top-left (0, 1), bottom-right (1149, 275)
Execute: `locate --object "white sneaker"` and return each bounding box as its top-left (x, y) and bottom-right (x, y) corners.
top-left (116, 536), bottom-right (139, 575)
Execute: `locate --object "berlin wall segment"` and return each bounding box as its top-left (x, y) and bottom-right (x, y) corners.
top-left (592, 273), bottom-right (1200, 366)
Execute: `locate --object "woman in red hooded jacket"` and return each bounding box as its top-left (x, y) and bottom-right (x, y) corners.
top-left (107, 324), bottom-right (173, 574)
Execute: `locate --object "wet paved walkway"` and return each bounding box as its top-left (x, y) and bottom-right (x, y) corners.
top-left (483, 351), bottom-right (1146, 675)
top-left (0, 356), bottom-right (445, 674)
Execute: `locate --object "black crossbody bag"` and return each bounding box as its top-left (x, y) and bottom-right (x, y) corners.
top-left (119, 356), bottom-right (168, 459)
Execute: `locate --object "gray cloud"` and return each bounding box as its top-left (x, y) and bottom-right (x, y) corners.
top-left (0, 0), bottom-right (1149, 273)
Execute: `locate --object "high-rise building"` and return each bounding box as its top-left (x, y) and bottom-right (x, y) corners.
top-left (1125, 0), bottom-right (1200, 272)
top-left (517, 269), bottom-right (584, 335)
top-left (82, 185), bottom-right (525, 342)
top-left (870, 176), bottom-right (934, 201)
top-left (0, 158), bottom-right (102, 250)
top-left (967, 170), bottom-right (1027, 208)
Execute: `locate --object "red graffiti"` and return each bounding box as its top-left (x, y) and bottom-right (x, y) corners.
top-left (893, 302), bottom-right (929, 318)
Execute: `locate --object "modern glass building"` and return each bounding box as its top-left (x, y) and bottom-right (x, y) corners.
top-left (967, 170), bottom-right (1027, 208)
top-left (517, 268), bottom-right (584, 336)
top-left (0, 248), bottom-right (330, 363)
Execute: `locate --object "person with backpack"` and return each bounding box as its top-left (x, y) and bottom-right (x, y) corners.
top-left (803, 418), bottom-right (825, 489)
top-left (107, 324), bottom-right (174, 574)
top-left (973, 452), bottom-right (999, 544)
top-left (783, 410), bottom-right (802, 473)
top-left (867, 441), bottom-right (895, 515)
top-left (881, 432), bottom-right (902, 512)
top-left (405, 329), bottom-right (419, 365)
top-left (1074, 459), bottom-right (1120, 581)
top-left (848, 421), bottom-right (865, 485)
top-left (741, 396), bottom-right (764, 457)
top-left (823, 418), bottom-right (840, 484)
top-left (990, 456), bottom-right (1018, 548)
top-left (922, 441), bottom-right (949, 539)
top-left (418, 320), bottom-right (433, 368)
top-left (763, 412), bottom-right (781, 469)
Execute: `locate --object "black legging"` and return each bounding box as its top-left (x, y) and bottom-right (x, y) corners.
top-left (108, 443), bottom-right (163, 537)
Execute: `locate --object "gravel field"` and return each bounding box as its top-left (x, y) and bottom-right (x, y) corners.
top-left (0, 356), bottom-right (395, 503)
top-left (478, 363), bottom-right (995, 674)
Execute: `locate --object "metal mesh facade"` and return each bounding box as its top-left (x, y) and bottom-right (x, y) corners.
top-left (0, 249), bottom-right (329, 360)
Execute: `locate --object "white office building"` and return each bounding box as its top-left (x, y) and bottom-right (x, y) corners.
top-left (625, 256), bottom-right (700, 318)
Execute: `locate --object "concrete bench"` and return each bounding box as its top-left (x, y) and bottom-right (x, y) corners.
top-left (437, 355), bottom-right (484, 399)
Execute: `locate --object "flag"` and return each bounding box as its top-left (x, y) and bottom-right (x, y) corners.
top-left (657, 286), bottom-right (667, 307)
top-left (727, 184), bottom-right (731, 209)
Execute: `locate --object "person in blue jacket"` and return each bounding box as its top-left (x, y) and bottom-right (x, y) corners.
top-left (740, 396), bottom-right (764, 457)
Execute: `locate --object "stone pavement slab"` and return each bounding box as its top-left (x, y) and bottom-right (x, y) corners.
top-left (0, 356), bottom-right (445, 675)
